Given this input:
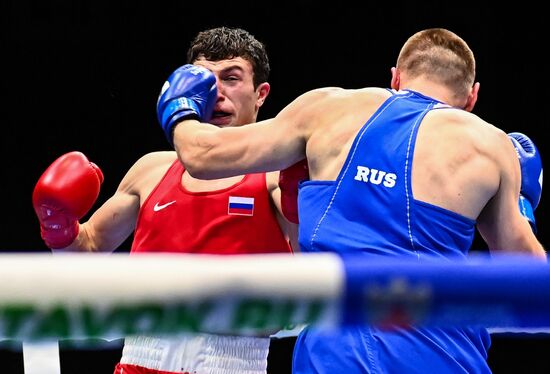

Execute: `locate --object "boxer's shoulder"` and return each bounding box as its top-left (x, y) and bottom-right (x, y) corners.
top-left (118, 151), bottom-right (177, 195)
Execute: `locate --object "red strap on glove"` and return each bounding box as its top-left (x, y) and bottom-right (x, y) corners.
top-left (279, 159), bottom-right (309, 224)
top-left (32, 152), bottom-right (104, 249)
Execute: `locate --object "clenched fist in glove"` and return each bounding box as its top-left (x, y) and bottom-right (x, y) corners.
top-left (508, 132), bottom-right (543, 233)
top-left (33, 152), bottom-right (104, 249)
top-left (279, 159), bottom-right (310, 224)
top-left (157, 64), bottom-right (218, 145)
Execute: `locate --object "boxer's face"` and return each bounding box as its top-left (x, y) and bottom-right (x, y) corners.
top-left (194, 57), bottom-right (270, 127)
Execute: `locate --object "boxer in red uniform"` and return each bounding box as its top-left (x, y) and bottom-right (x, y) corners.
top-left (32, 27), bottom-right (307, 374)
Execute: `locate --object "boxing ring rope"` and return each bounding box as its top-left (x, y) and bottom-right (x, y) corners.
top-left (1, 251), bottom-right (550, 345)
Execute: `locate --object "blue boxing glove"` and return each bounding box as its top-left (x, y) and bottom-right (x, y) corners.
top-left (156, 64), bottom-right (217, 145)
top-left (508, 132), bottom-right (543, 232)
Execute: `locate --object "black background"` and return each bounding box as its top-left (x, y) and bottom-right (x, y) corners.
top-left (2, 1), bottom-right (549, 373)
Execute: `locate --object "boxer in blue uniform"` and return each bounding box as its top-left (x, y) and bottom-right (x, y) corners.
top-left (159, 28), bottom-right (546, 373)
top-left (294, 90), bottom-right (492, 373)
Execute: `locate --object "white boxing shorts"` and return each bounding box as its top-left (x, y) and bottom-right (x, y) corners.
top-left (114, 333), bottom-right (270, 374)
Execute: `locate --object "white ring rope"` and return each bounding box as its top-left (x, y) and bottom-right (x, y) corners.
top-left (0, 252), bottom-right (341, 341)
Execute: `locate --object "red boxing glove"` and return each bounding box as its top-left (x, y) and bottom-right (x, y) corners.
top-left (32, 152), bottom-right (104, 249)
top-left (279, 159), bottom-right (309, 224)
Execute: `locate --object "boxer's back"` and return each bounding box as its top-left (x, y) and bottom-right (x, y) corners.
top-left (304, 87), bottom-right (505, 221)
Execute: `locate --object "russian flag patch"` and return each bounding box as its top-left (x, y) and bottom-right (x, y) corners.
top-left (228, 196), bottom-right (254, 216)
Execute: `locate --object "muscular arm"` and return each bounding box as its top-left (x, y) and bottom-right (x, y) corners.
top-left (476, 132), bottom-right (546, 260)
top-left (171, 88), bottom-right (337, 179)
top-left (62, 152), bottom-right (173, 253)
top-left (66, 190), bottom-right (139, 253)
top-left (62, 176), bottom-right (140, 253)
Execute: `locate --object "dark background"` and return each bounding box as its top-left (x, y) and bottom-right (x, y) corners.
top-left (2, 1), bottom-right (549, 373)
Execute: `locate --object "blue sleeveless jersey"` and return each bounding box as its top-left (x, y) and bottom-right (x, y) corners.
top-left (294, 90), bottom-right (491, 373)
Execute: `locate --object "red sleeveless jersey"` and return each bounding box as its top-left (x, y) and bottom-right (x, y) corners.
top-left (131, 160), bottom-right (292, 254)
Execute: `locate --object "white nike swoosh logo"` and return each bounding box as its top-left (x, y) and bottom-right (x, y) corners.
top-left (153, 200), bottom-right (176, 212)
